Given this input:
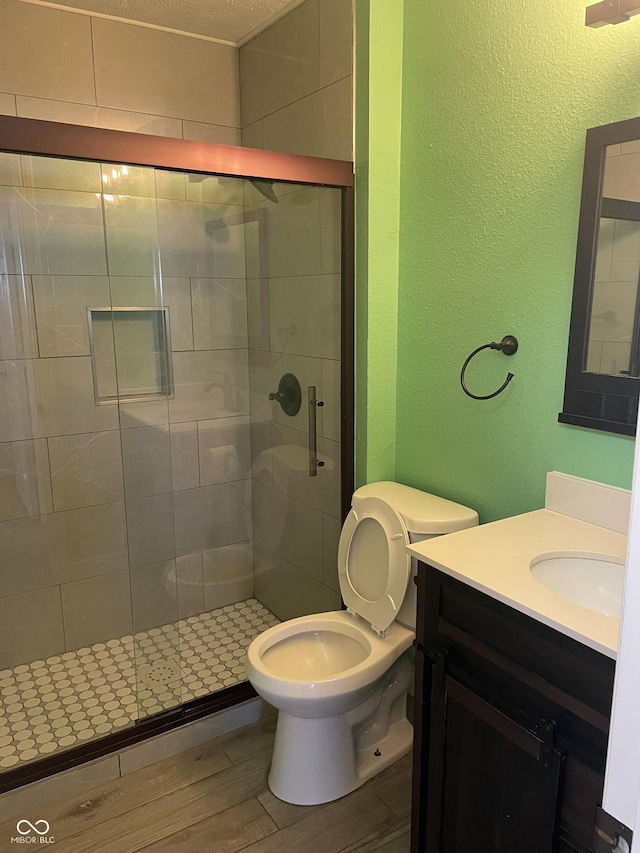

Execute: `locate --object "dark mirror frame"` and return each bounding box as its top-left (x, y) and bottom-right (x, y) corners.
top-left (559, 115), bottom-right (640, 437)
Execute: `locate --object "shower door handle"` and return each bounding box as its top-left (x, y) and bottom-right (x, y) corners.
top-left (308, 386), bottom-right (324, 477)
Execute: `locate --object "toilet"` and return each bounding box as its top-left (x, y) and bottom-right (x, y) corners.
top-left (245, 481), bottom-right (478, 806)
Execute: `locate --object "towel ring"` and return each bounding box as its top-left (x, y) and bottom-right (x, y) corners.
top-left (460, 335), bottom-right (518, 400)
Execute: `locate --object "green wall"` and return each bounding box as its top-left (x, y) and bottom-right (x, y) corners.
top-left (357, 0), bottom-right (640, 522)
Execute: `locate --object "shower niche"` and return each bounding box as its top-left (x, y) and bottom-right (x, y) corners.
top-left (89, 307), bottom-right (175, 404)
top-left (0, 116), bottom-right (353, 788)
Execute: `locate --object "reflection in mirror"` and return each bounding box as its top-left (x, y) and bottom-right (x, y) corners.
top-left (588, 145), bottom-right (640, 377)
top-left (559, 115), bottom-right (640, 437)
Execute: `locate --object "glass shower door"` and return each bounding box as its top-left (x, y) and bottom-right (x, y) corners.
top-left (0, 144), bottom-right (346, 775)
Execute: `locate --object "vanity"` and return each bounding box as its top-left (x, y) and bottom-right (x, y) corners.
top-left (407, 474), bottom-right (628, 853)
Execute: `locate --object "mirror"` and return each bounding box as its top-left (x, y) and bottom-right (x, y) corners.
top-left (560, 116), bottom-right (640, 436)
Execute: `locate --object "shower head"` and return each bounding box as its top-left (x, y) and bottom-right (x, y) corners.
top-left (249, 179), bottom-right (279, 204)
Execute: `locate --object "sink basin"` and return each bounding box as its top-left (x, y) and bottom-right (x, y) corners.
top-left (530, 551), bottom-right (625, 617)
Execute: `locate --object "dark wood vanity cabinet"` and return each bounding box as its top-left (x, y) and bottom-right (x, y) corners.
top-left (411, 564), bottom-right (616, 853)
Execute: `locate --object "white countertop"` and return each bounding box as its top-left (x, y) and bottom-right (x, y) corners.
top-left (407, 508), bottom-right (627, 659)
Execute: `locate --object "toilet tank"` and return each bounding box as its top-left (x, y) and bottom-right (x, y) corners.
top-left (351, 481), bottom-right (478, 630)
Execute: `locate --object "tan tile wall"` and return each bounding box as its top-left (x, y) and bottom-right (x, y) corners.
top-left (239, 0), bottom-right (353, 161)
top-left (247, 180), bottom-right (343, 621)
top-left (0, 156), bottom-right (253, 668)
top-left (0, 0), bottom-right (241, 143)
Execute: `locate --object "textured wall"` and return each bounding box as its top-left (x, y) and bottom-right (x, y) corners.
top-left (360, 0), bottom-right (640, 522)
top-left (355, 0), bottom-right (403, 485)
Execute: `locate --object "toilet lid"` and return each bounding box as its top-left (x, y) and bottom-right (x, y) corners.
top-left (338, 496), bottom-right (411, 635)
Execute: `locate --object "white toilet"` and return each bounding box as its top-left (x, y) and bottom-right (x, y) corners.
top-left (245, 481), bottom-right (478, 805)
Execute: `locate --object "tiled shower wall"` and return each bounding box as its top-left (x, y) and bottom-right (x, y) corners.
top-left (0, 0), bottom-right (240, 143)
top-left (240, 0), bottom-right (353, 161)
top-left (246, 181), bottom-right (343, 620)
top-left (0, 0), bottom-right (352, 666)
top-left (0, 157), bottom-right (252, 669)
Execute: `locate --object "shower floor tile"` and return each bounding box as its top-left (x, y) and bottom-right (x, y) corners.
top-left (0, 598), bottom-right (278, 772)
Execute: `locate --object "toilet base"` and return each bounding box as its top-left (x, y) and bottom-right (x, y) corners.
top-left (267, 709), bottom-right (413, 806)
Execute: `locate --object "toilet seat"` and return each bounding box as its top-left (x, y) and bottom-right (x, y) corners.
top-left (338, 496), bottom-right (411, 635)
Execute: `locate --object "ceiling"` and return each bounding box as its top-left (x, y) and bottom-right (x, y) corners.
top-left (27, 0), bottom-right (304, 45)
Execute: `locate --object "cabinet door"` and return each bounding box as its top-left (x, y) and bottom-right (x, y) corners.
top-left (426, 674), bottom-right (564, 853)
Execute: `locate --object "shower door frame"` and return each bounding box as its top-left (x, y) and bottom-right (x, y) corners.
top-left (0, 115), bottom-right (355, 792)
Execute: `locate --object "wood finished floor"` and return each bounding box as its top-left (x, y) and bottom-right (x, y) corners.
top-left (0, 716), bottom-right (411, 852)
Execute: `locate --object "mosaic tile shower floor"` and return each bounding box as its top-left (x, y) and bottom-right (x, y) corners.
top-left (0, 599), bottom-right (278, 771)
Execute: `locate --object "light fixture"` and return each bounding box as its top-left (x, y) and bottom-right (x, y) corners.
top-left (586, 0), bottom-right (640, 27)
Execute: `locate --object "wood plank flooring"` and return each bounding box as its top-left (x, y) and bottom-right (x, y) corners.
top-left (0, 716), bottom-right (411, 853)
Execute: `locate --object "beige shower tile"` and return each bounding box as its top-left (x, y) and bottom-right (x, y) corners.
top-left (173, 480), bottom-right (251, 556)
top-left (130, 559), bottom-right (180, 633)
top-left (273, 554), bottom-right (340, 622)
top-left (269, 274), bottom-right (341, 360)
top-left (176, 552), bottom-right (205, 619)
top-left (241, 121), bottom-right (263, 150)
top-left (247, 279), bottom-right (270, 351)
top-left (104, 193), bottom-right (161, 278)
top-left (100, 163), bottom-right (156, 198)
top-left (320, 187), bottom-right (343, 275)
top-left (239, 0), bottom-right (319, 126)
top-left (0, 359), bottom-right (39, 443)
top-left (271, 422), bottom-right (341, 519)
top-left (0, 357), bottom-right (119, 443)
top-left (319, 0), bottom-right (353, 87)
top-left (245, 186), bottom-right (322, 279)
top-left (118, 399), bottom-right (170, 430)
top-left (0, 92), bottom-right (16, 116)
top-left (49, 430), bottom-right (123, 511)
top-left (121, 425), bottom-right (172, 499)
top-left (322, 513), bottom-right (341, 593)
top-left (92, 19), bottom-right (240, 126)
top-left (61, 571), bottom-right (133, 649)
top-left (0, 586), bottom-right (65, 669)
top-left (182, 121), bottom-right (240, 146)
top-left (0, 515), bottom-right (53, 597)
top-left (171, 422), bottom-right (200, 492)
top-left (191, 279), bottom-right (248, 351)
top-left (16, 96), bottom-right (183, 138)
top-left (157, 197), bottom-right (246, 279)
top-left (169, 350), bottom-right (249, 424)
top-left (35, 357), bottom-right (119, 438)
top-left (185, 174), bottom-right (244, 207)
top-left (46, 501), bottom-right (128, 584)
top-left (198, 416), bottom-right (251, 486)
top-left (321, 359), bottom-right (341, 441)
top-left (262, 78), bottom-right (353, 161)
top-left (250, 417), bottom-right (273, 487)
top-left (33, 275), bottom-right (110, 358)
top-left (202, 541), bottom-right (253, 610)
top-left (0, 1), bottom-right (94, 104)
top-left (0, 186), bottom-right (107, 277)
top-left (0, 438), bottom-right (53, 522)
top-left (21, 156), bottom-right (102, 193)
top-left (126, 493), bottom-right (176, 567)
top-left (252, 480), bottom-right (324, 582)
top-left (0, 152), bottom-right (21, 185)
top-left (253, 542), bottom-right (276, 613)
top-left (0, 274), bottom-right (38, 359)
top-left (109, 277), bottom-right (194, 351)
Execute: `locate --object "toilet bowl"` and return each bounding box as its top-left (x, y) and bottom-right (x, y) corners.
top-left (246, 481), bottom-right (478, 805)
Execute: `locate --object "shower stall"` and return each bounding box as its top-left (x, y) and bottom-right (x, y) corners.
top-left (0, 117), bottom-right (353, 789)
